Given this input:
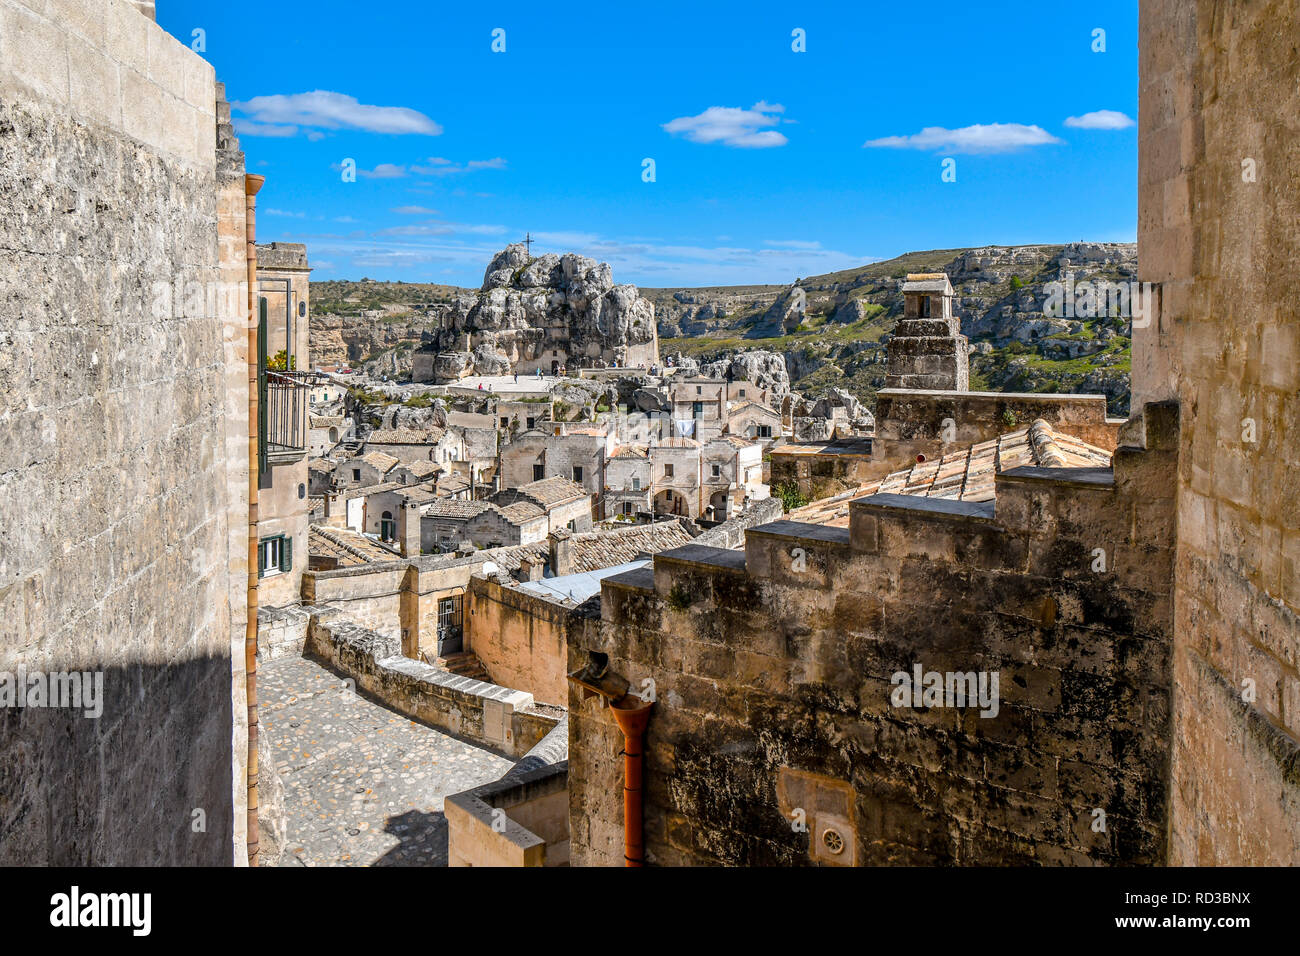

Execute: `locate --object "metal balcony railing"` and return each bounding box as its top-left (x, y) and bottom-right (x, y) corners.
top-left (260, 371), bottom-right (313, 472)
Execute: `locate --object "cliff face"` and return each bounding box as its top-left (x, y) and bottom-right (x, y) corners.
top-left (418, 244), bottom-right (659, 381)
top-left (308, 310), bottom-right (443, 370)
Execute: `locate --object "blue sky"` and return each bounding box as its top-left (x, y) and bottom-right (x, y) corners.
top-left (161, 1), bottom-right (1138, 288)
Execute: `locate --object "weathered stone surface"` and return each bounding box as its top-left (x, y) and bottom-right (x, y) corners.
top-left (0, 0), bottom-right (239, 865)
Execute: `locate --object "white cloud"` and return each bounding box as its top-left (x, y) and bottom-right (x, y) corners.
top-left (662, 102), bottom-right (789, 148)
top-left (392, 205), bottom-right (441, 215)
top-left (863, 123), bottom-right (1063, 154)
top-left (764, 239), bottom-right (822, 250)
top-left (232, 90), bottom-right (442, 137)
top-left (1064, 110), bottom-right (1135, 130)
top-left (232, 120), bottom-right (297, 138)
top-left (359, 163), bottom-right (407, 179)
top-left (264, 208), bottom-right (306, 218)
top-left (411, 157), bottom-right (508, 176)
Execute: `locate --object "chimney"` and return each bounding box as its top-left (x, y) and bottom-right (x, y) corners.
top-left (518, 555), bottom-right (544, 582)
top-left (400, 499), bottom-right (422, 557)
top-left (548, 528), bottom-right (573, 577)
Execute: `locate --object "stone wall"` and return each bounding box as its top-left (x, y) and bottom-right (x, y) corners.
top-left (693, 495), bottom-right (783, 550)
top-left (305, 609), bottom-right (559, 758)
top-left (1137, 0), bottom-right (1300, 864)
top-left (467, 576), bottom-right (574, 706)
top-left (0, 0), bottom-right (242, 864)
top-left (569, 402), bottom-right (1179, 866)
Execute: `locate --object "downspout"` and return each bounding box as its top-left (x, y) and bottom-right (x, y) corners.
top-left (610, 695), bottom-right (653, 866)
top-left (569, 658), bottom-right (653, 866)
top-left (244, 173), bottom-right (265, 866)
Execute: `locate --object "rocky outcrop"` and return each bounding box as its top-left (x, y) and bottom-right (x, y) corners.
top-left (420, 244), bottom-right (659, 381)
top-left (700, 349), bottom-right (792, 399)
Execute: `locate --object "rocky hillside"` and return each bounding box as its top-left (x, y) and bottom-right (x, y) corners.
top-left (309, 241), bottom-right (1136, 414)
top-left (653, 242), bottom-right (1136, 415)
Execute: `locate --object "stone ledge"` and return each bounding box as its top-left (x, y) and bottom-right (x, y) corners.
top-left (997, 466), bottom-right (1116, 488)
top-left (654, 543), bottom-right (749, 572)
top-left (747, 520), bottom-right (853, 546)
top-left (851, 493), bottom-right (997, 523)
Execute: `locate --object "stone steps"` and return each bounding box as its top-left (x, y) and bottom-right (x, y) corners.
top-left (434, 651), bottom-right (490, 682)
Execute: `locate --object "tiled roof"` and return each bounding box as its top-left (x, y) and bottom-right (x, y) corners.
top-left (654, 437), bottom-right (700, 449)
top-left (396, 460), bottom-right (440, 479)
top-left (497, 501), bottom-right (546, 524)
top-left (337, 478), bottom-right (432, 501)
top-left (308, 459), bottom-right (335, 473)
top-left (787, 421), bottom-right (1113, 528)
top-left (367, 427), bottom-right (446, 445)
top-left (423, 498), bottom-right (493, 519)
top-left (310, 415), bottom-right (346, 427)
top-left (436, 474), bottom-right (472, 495)
top-left (514, 476), bottom-right (589, 508)
top-left (728, 400), bottom-right (779, 417)
top-left (360, 451), bottom-right (400, 474)
top-left (610, 444), bottom-right (649, 459)
top-left (478, 519), bottom-right (698, 576)
top-left (308, 525), bottom-right (401, 566)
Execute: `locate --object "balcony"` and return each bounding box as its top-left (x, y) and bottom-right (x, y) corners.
top-left (262, 370), bottom-right (313, 469)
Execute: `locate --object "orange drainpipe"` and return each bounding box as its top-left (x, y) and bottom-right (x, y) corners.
top-left (609, 695), bottom-right (653, 866)
top-left (245, 173), bottom-right (265, 866)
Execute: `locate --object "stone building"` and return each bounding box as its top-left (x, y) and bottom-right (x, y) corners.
top-left (365, 426), bottom-right (466, 467)
top-left (254, 243), bottom-right (313, 610)
top-left (727, 400), bottom-right (782, 443)
top-left (498, 427), bottom-right (611, 502)
top-left (604, 445), bottom-right (653, 517)
top-left (492, 476), bottom-right (594, 534)
top-left (701, 436), bottom-right (768, 519)
top-left (670, 377), bottom-right (727, 441)
top-left (0, 0), bottom-right (259, 864)
top-left (649, 438), bottom-right (702, 518)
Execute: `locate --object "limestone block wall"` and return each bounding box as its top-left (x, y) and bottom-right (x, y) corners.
top-left (0, 0), bottom-right (241, 864)
top-left (569, 402), bottom-right (1179, 866)
top-left (1137, 0), bottom-right (1300, 864)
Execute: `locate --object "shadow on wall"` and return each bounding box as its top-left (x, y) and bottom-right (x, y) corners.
top-left (0, 655), bottom-right (235, 866)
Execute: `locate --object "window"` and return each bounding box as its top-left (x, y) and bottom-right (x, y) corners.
top-left (696, 385), bottom-right (702, 395)
top-left (664, 463), bottom-right (674, 478)
top-left (258, 534), bottom-right (291, 578)
top-left (693, 401), bottom-right (703, 419)
top-left (739, 389), bottom-right (746, 398)
top-left (920, 295), bottom-right (931, 318)
top-left (352, 468), bottom-right (361, 481)
top-left (379, 510), bottom-right (396, 542)
top-left (631, 477), bottom-right (641, 491)
top-left (666, 490), bottom-right (673, 501)
top-left (623, 502), bottom-right (633, 515)
top-left (711, 464), bottom-right (721, 478)
top-left (526, 417), bottom-right (535, 430)
top-left (533, 464), bottom-right (545, 481)
top-left (572, 466), bottom-right (583, 482)
top-left (500, 417), bottom-right (509, 428)
top-left (757, 425), bottom-right (773, 438)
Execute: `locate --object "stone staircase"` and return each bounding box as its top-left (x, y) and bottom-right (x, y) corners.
top-left (429, 651), bottom-right (490, 682)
